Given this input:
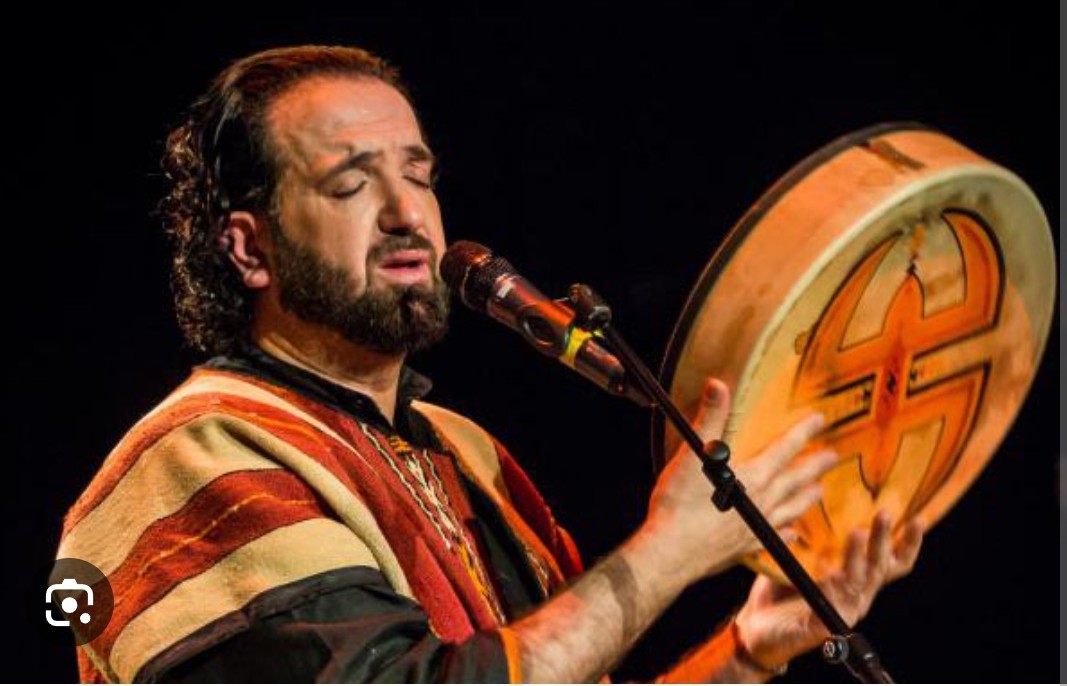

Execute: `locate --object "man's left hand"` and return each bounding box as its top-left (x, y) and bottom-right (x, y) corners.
top-left (733, 511), bottom-right (924, 672)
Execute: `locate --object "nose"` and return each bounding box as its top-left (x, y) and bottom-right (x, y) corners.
top-left (377, 177), bottom-right (426, 236)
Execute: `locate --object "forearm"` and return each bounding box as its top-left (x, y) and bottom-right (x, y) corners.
top-left (505, 522), bottom-right (693, 683)
top-left (498, 380), bottom-right (833, 683)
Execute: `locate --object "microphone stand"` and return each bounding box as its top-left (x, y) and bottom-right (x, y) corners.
top-left (566, 284), bottom-right (894, 684)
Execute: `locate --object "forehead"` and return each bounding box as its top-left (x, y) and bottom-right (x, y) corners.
top-left (266, 75), bottom-right (424, 174)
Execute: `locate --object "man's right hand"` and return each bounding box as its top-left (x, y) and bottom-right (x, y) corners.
top-left (645, 377), bottom-right (839, 583)
top-left (504, 377), bottom-right (839, 683)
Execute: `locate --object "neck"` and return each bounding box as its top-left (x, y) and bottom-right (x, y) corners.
top-left (252, 314), bottom-right (406, 425)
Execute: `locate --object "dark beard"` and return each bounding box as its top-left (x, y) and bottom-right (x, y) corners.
top-left (270, 224), bottom-right (450, 355)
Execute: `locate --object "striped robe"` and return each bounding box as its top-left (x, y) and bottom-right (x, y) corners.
top-left (57, 367), bottom-right (583, 683)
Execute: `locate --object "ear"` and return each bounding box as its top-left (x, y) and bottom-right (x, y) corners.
top-left (220, 211), bottom-right (272, 289)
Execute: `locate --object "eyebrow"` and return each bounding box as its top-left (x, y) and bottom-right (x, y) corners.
top-left (321, 144), bottom-right (437, 182)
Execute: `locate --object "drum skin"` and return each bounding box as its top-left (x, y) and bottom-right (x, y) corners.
top-left (654, 123), bottom-right (1056, 581)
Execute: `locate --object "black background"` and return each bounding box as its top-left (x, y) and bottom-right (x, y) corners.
top-left (14, 3), bottom-right (1058, 683)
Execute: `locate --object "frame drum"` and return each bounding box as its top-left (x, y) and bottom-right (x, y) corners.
top-left (654, 123), bottom-right (1055, 580)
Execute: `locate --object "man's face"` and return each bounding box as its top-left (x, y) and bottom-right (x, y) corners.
top-left (262, 76), bottom-right (449, 354)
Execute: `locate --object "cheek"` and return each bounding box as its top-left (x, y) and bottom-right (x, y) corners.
top-left (286, 201), bottom-right (376, 281)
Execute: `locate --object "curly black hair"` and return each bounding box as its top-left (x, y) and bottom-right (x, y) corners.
top-left (159, 45), bottom-right (416, 356)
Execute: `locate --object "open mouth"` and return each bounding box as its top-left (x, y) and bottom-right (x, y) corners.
top-left (377, 250), bottom-right (432, 283)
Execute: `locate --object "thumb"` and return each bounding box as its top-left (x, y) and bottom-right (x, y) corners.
top-left (691, 377), bottom-right (731, 444)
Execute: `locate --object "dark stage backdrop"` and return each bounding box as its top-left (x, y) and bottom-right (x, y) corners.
top-left (15, 3), bottom-right (1058, 683)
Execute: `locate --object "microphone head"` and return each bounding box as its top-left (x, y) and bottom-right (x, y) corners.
top-left (441, 240), bottom-right (515, 311)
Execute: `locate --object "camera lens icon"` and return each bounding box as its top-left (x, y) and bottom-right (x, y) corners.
top-left (47, 559), bottom-right (113, 645)
top-left (46, 578), bottom-right (93, 627)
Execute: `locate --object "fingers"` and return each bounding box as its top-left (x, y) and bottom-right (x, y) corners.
top-left (867, 510), bottom-right (892, 569)
top-left (855, 511), bottom-right (891, 598)
top-left (764, 449), bottom-right (838, 504)
top-left (747, 573), bottom-right (776, 603)
top-left (848, 512), bottom-right (922, 590)
top-left (755, 449), bottom-right (836, 530)
top-left (725, 419), bottom-right (836, 536)
top-left (789, 514), bottom-right (923, 633)
top-left (823, 515), bottom-right (887, 625)
top-left (778, 525), bottom-right (801, 546)
top-left (746, 413), bottom-right (827, 485)
top-left (843, 527), bottom-right (867, 584)
top-left (888, 518), bottom-right (924, 581)
top-left (864, 512), bottom-right (926, 583)
top-left (691, 377), bottom-right (731, 444)
top-left (768, 483), bottom-right (823, 529)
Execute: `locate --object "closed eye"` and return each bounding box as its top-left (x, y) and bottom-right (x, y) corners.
top-left (332, 180), bottom-right (367, 199)
top-left (405, 175), bottom-right (434, 190)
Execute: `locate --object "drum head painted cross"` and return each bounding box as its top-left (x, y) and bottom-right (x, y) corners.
top-left (654, 123), bottom-right (1055, 581)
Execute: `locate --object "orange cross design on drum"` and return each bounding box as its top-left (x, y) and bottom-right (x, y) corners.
top-left (792, 210), bottom-right (1003, 555)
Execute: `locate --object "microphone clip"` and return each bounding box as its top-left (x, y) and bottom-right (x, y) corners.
top-left (566, 284), bottom-right (613, 332)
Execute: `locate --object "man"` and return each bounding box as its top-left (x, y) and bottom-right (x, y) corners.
top-left (58, 45), bottom-right (922, 682)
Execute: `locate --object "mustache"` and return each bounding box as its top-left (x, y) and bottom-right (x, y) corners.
top-left (367, 234), bottom-right (438, 264)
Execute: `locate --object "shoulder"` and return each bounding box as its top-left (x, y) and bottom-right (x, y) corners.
top-left (59, 375), bottom-right (387, 682)
top-left (58, 407), bottom-right (314, 571)
top-left (61, 367), bottom-right (411, 570)
top-left (60, 369), bottom-right (339, 555)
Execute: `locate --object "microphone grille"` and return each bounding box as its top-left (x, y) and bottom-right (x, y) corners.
top-left (441, 240), bottom-right (514, 311)
top-left (441, 240), bottom-right (488, 288)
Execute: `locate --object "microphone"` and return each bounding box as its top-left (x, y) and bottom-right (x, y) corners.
top-left (441, 240), bottom-right (652, 407)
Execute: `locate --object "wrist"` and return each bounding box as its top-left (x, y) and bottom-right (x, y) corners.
top-left (656, 613), bottom-right (787, 684)
top-left (730, 615), bottom-right (789, 679)
top-left (733, 605), bottom-right (806, 676)
top-left (630, 518), bottom-right (699, 595)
